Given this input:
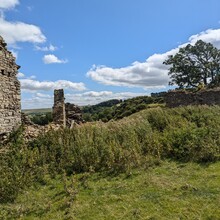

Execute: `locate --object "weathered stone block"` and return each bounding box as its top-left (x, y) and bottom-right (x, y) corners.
top-left (0, 35), bottom-right (21, 137)
top-left (52, 89), bottom-right (84, 127)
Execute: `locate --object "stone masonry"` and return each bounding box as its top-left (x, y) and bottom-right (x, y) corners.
top-left (52, 89), bottom-right (66, 127)
top-left (165, 88), bottom-right (220, 107)
top-left (52, 89), bottom-right (84, 127)
top-left (0, 36), bottom-right (21, 137)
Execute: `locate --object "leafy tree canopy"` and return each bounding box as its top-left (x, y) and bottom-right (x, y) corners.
top-left (163, 40), bottom-right (220, 88)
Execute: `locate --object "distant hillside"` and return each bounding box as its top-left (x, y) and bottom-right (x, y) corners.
top-left (22, 108), bottom-right (52, 115)
top-left (21, 95), bottom-right (164, 124)
top-left (82, 99), bottom-right (122, 122)
top-left (22, 108), bottom-right (52, 125)
top-left (82, 96), bottom-right (164, 122)
top-left (111, 95), bottom-right (164, 120)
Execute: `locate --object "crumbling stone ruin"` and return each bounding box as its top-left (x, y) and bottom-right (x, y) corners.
top-left (165, 88), bottom-right (220, 107)
top-left (0, 36), bottom-right (21, 139)
top-left (65, 102), bottom-right (84, 127)
top-left (52, 89), bottom-right (84, 127)
top-left (53, 89), bottom-right (66, 127)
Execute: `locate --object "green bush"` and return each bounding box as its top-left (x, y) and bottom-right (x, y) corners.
top-left (31, 112), bottom-right (53, 125)
top-left (0, 128), bottom-right (47, 203)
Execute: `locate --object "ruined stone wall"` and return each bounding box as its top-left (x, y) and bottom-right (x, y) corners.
top-left (52, 89), bottom-right (66, 127)
top-left (165, 88), bottom-right (220, 107)
top-left (65, 103), bottom-right (84, 127)
top-left (52, 89), bottom-right (84, 127)
top-left (0, 36), bottom-right (21, 136)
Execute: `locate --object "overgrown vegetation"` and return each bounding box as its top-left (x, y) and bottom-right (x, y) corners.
top-left (31, 112), bottom-right (53, 125)
top-left (1, 106), bottom-right (220, 219)
top-left (22, 109), bottom-right (53, 125)
top-left (82, 96), bottom-right (164, 122)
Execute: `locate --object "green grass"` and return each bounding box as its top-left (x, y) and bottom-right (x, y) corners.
top-left (1, 106), bottom-right (220, 219)
top-left (22, 108), bottom-right (52, 115)
top-left (1, 161), bottom-right (220, 220)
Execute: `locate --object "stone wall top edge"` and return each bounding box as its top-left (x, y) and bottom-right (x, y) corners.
top-left (167, 87), bottom-right (220, 94)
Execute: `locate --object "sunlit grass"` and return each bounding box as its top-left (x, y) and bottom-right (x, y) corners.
top-left (1, 105), bottom-right (220, 219)
top-left (1, 161), bottom-right (220, 219)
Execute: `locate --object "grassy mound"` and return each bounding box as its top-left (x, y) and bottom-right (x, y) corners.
top-left (1, 105), bottom-right (220, 210)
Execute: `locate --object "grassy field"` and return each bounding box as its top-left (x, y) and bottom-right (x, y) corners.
top-left (22, 108), bottom-right (52, 115)
top-left (1, 161), bottom-right (220, 220)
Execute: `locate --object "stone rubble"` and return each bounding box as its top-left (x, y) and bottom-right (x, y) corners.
top-left (53, 89), bottom-right (84, 128)
top-left (22, 123), bottom-right (61, 142)
top-left (20, 88), bottom-right (85, 142)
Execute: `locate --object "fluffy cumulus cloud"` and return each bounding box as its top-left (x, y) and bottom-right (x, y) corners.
top-left (65, 91), bottom-right (147, 106)
top-left (87, 28), bottom-right (220, 90)
top-left (0, 0), bottom-right (19, 10)
top-left (20, 78), bottom-right (86, 91)
top-left (43, 54), bottom-right (68, 64)
top-left (22, 94), bottom-right (53, 109)
top-left (87, 61), bottom-right (170, 89)
top-left (189, 29), bottom-right (220, 48)
top-left (0, 0), bottom-right (45, 46)
top-left (0, 17), bottom-right (46, 45)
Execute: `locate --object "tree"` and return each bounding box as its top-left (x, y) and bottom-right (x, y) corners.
top-left (163, 40), bottom-right (220, 88)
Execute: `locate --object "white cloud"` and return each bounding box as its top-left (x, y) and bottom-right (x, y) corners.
top-left (22, 95), bottom-right (53, 109)
top-left (36, 93), bottom-right (52, 98)
top-left (17, 73), bottom-right (38, 80)
top-left (29, 75), bottom-right (36, 79)
top-left (0, 17), bottom-right (46, 45)
top-left (87, 62), bottom-right (169, 90)
top-left (87, 28), bottom-right (220, 89)
top-left (43, 54), bottom-right (68, 64)
top-left (17, 72), bottom-right (25, 78)
top-left (0, 0), bottom-right (45, 45)
top-left (35, 44), bottom-right (57, 52)
top-left (83, 91), bottom-right (113, 97)
top-left (65, 91), bottom-right (148, 106)
top-left (0, 0), bottom-right (19, 10)
top-left (20, 78), bottom-right (86, 92)
top-left (189, 29), bottom-right (220, 48)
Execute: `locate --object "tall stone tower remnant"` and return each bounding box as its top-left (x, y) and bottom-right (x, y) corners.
top-left (52, 89), bottom-right (66, 127)
top-left (0, 36), bottom-right (21, 137)
top-left (52, 89), bottom-right (84, 127)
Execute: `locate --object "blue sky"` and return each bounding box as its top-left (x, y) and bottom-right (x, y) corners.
top-left (1, 0), bottom-right (220, 109)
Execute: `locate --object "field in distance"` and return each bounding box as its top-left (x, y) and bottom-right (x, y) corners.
top-left (22, 108), bottom-right (52, 115)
